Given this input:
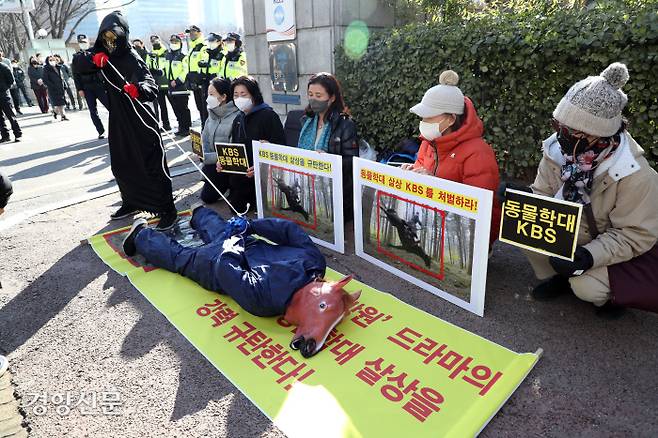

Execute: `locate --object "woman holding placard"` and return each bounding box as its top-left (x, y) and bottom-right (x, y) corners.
top-left (297, 72), bottom-right (358, 220)
top-left (218, 76), bottom-right (285, 213)
top-left (199, 77), bottom-right (241, 204)
top-left (403, 70), bottom-right (501, 245)
top-left (512, 62), bottom-right (658, 318)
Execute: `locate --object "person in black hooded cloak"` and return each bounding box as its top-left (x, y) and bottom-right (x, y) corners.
top-left (73, 11), bottom-right (178, 230)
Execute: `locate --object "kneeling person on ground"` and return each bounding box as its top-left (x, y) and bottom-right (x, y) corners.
top-left (514, 62), bottom-right (658, 318)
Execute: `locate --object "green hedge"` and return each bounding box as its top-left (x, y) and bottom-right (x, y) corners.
top-left (335, 2), bottom-right (658, 180)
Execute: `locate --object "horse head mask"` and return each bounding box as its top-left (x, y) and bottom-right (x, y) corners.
top-left (284, 275), bottom-right (361, 358)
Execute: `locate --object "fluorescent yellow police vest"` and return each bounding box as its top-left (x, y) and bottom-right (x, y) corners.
top-left (186, 37), bottom-right (208, 87)
top-left (163, 50), bottom-right (188, 85)
top-left (203, 48), bottom-right (226, 79)
top-left (224, 51), bottom-right (248, 80)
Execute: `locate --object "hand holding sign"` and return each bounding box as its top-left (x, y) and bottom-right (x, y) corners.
top-left (215, 143), bottom-right (249, 174)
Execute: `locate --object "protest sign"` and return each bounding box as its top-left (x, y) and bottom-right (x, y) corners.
top-left (215, 142), bottom-right (249, 174)
top-left (353, 159), bottom-right (493, 316)
top-left (253, 141), bottom-right (345, 253)
top-left (190, 128), bottom-right (203, 158)
top-left (499, 189), bottom-right (582, 260)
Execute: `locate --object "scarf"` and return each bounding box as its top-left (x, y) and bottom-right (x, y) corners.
top-left (298, 115), bottom-right (330, 151)
top-left (560, 135), bottom-right (620, 204)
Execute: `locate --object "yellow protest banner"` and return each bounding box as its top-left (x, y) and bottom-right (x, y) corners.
top-left (89, 219), bottom-right (539, 438)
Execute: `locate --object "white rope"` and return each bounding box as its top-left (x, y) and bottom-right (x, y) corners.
top-left (101, 59), bottom-right (248, 216)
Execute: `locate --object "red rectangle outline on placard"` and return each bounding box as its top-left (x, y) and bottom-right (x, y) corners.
top-left (375, 190), bottom-right (445, 280)
top-left (268, 165), bottom-right (318, 230)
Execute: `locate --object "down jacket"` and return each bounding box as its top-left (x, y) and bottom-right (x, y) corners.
top-left (412, 97), bottom-right (501, 244)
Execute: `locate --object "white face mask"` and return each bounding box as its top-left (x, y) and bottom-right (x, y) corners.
top-left (170, 43), bottom-right (181, 51)
top-left (209, 42), bottom-right (220, 50)
top-left (49, 61), bottom-right (57, 67)
top-left (419, 119), bottom-right (448, 141)
top-left (224, 42), bottom-right (235, 52)
top-left (234, 96), bottom-right (253, 113)
top-left (79, 42), bottom-right (89, 50)
top-left (206, 95), bottom-right (221, 110)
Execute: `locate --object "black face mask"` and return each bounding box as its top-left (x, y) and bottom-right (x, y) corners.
top-left (557, 130), bottom-right (591, 158)
top-left (152, 43), bottom-right (161, 50)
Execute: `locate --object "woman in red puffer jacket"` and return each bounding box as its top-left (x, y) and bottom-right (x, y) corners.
top-left (402, 70), bottom-right (501, 246)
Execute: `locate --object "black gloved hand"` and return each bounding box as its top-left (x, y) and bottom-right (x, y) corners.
top-left (197, 60), bottom-right (209, 68)
top-left (549, 246), bottom-right (594, 277)
top-left (497, 181), bottom-right (532, 204)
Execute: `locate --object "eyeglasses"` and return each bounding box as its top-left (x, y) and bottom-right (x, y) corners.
top-left (551, 118), bottom-right (587, 138)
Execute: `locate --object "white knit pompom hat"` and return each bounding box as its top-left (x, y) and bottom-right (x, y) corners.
top-left (552, 62), bottom-right (629, 137)
top-left (410, 70), bottom-right (465, 118)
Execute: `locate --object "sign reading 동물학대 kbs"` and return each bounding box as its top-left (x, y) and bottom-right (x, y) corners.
top-left (214, 143), bottom-right (249, 174)
top-left (499, 189), bottom-right (583, 261)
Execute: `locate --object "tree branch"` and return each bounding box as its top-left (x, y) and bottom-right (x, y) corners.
top-left (64, 0), bottom-right (136, 43)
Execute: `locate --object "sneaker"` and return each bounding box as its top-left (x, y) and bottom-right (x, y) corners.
top-left (0, 355), bottom-right (8, 377)
top-left (123, 218), bottom-right (147, 256)
top-left (98, 133), bottom-right (105, 139)
top-left (110, 204), bottom-right (139, 220)
top-left (595, 301), bottom-right (626, 320)
top-left (189, 202), bottom-right (205, 229)
top-left (0, 137), bottom-right (10, 144)
top-left (16, 110), bottom-right (23, 115)
top-left (155, 210), bottom-right (178, 231)
top-left (62, 116), bottom-right (70, 121)
top-left (531, 275), bottom-right (572, 301)
top-left (174, 130), bottom-right (189, 137)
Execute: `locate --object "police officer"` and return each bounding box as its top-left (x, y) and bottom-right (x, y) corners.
top-left (132, 38), bottom-right (148, 61)
top-left (146, 35), bottom-right (172, 131)
top-left (72, 34), bottom-right (109, 139)
top-left (223, 33), bottom-right (248, 80)
top-left (184, 24), bottom-right (209, 127)
top-left (163, 34), bottom-right (191, 137)
top-left (198, 32), bottom-right (226, 84)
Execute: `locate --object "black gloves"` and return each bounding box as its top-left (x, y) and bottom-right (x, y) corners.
top-left (197, 60), bottom-right (209, 68)
top-left (549, 246), bottom-right (594, 276)
top-left (497, 181), bottom-right (532, 203)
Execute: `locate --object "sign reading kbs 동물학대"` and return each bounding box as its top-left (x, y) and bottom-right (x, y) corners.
top-left (253, 141), bottom-right (345, 253)
top-left (353, 158), bottom-right (493, 316)
top-left (215, 142), bottom-right (249, 174)
top-left (499, 189), bottom-right (583, 261)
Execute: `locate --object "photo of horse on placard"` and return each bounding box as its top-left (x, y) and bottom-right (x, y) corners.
top-left (361, 188), bottom-right (475, 301)
top-left (259, 163), bottom-right (336, 246)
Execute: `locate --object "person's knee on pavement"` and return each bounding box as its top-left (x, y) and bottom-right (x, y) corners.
top-left (568, 273), bottom-right (610, 307)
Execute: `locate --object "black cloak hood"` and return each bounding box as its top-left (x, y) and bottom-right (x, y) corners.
top-left (94, 11), bottom-right (131, 56)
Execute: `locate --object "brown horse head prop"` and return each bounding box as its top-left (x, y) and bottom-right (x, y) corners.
top-left (284, 274), bottom-right (361, 358)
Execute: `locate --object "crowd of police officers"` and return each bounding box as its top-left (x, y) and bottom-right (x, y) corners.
top-left (130, 25), bottom-right (248, 136)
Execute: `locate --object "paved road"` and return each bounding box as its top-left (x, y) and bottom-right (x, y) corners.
top-left (0, 109), bottom-right (657, 437)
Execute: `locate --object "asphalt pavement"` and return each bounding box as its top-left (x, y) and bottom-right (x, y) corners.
top-left (0, 107), bottom-right (656, 437)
